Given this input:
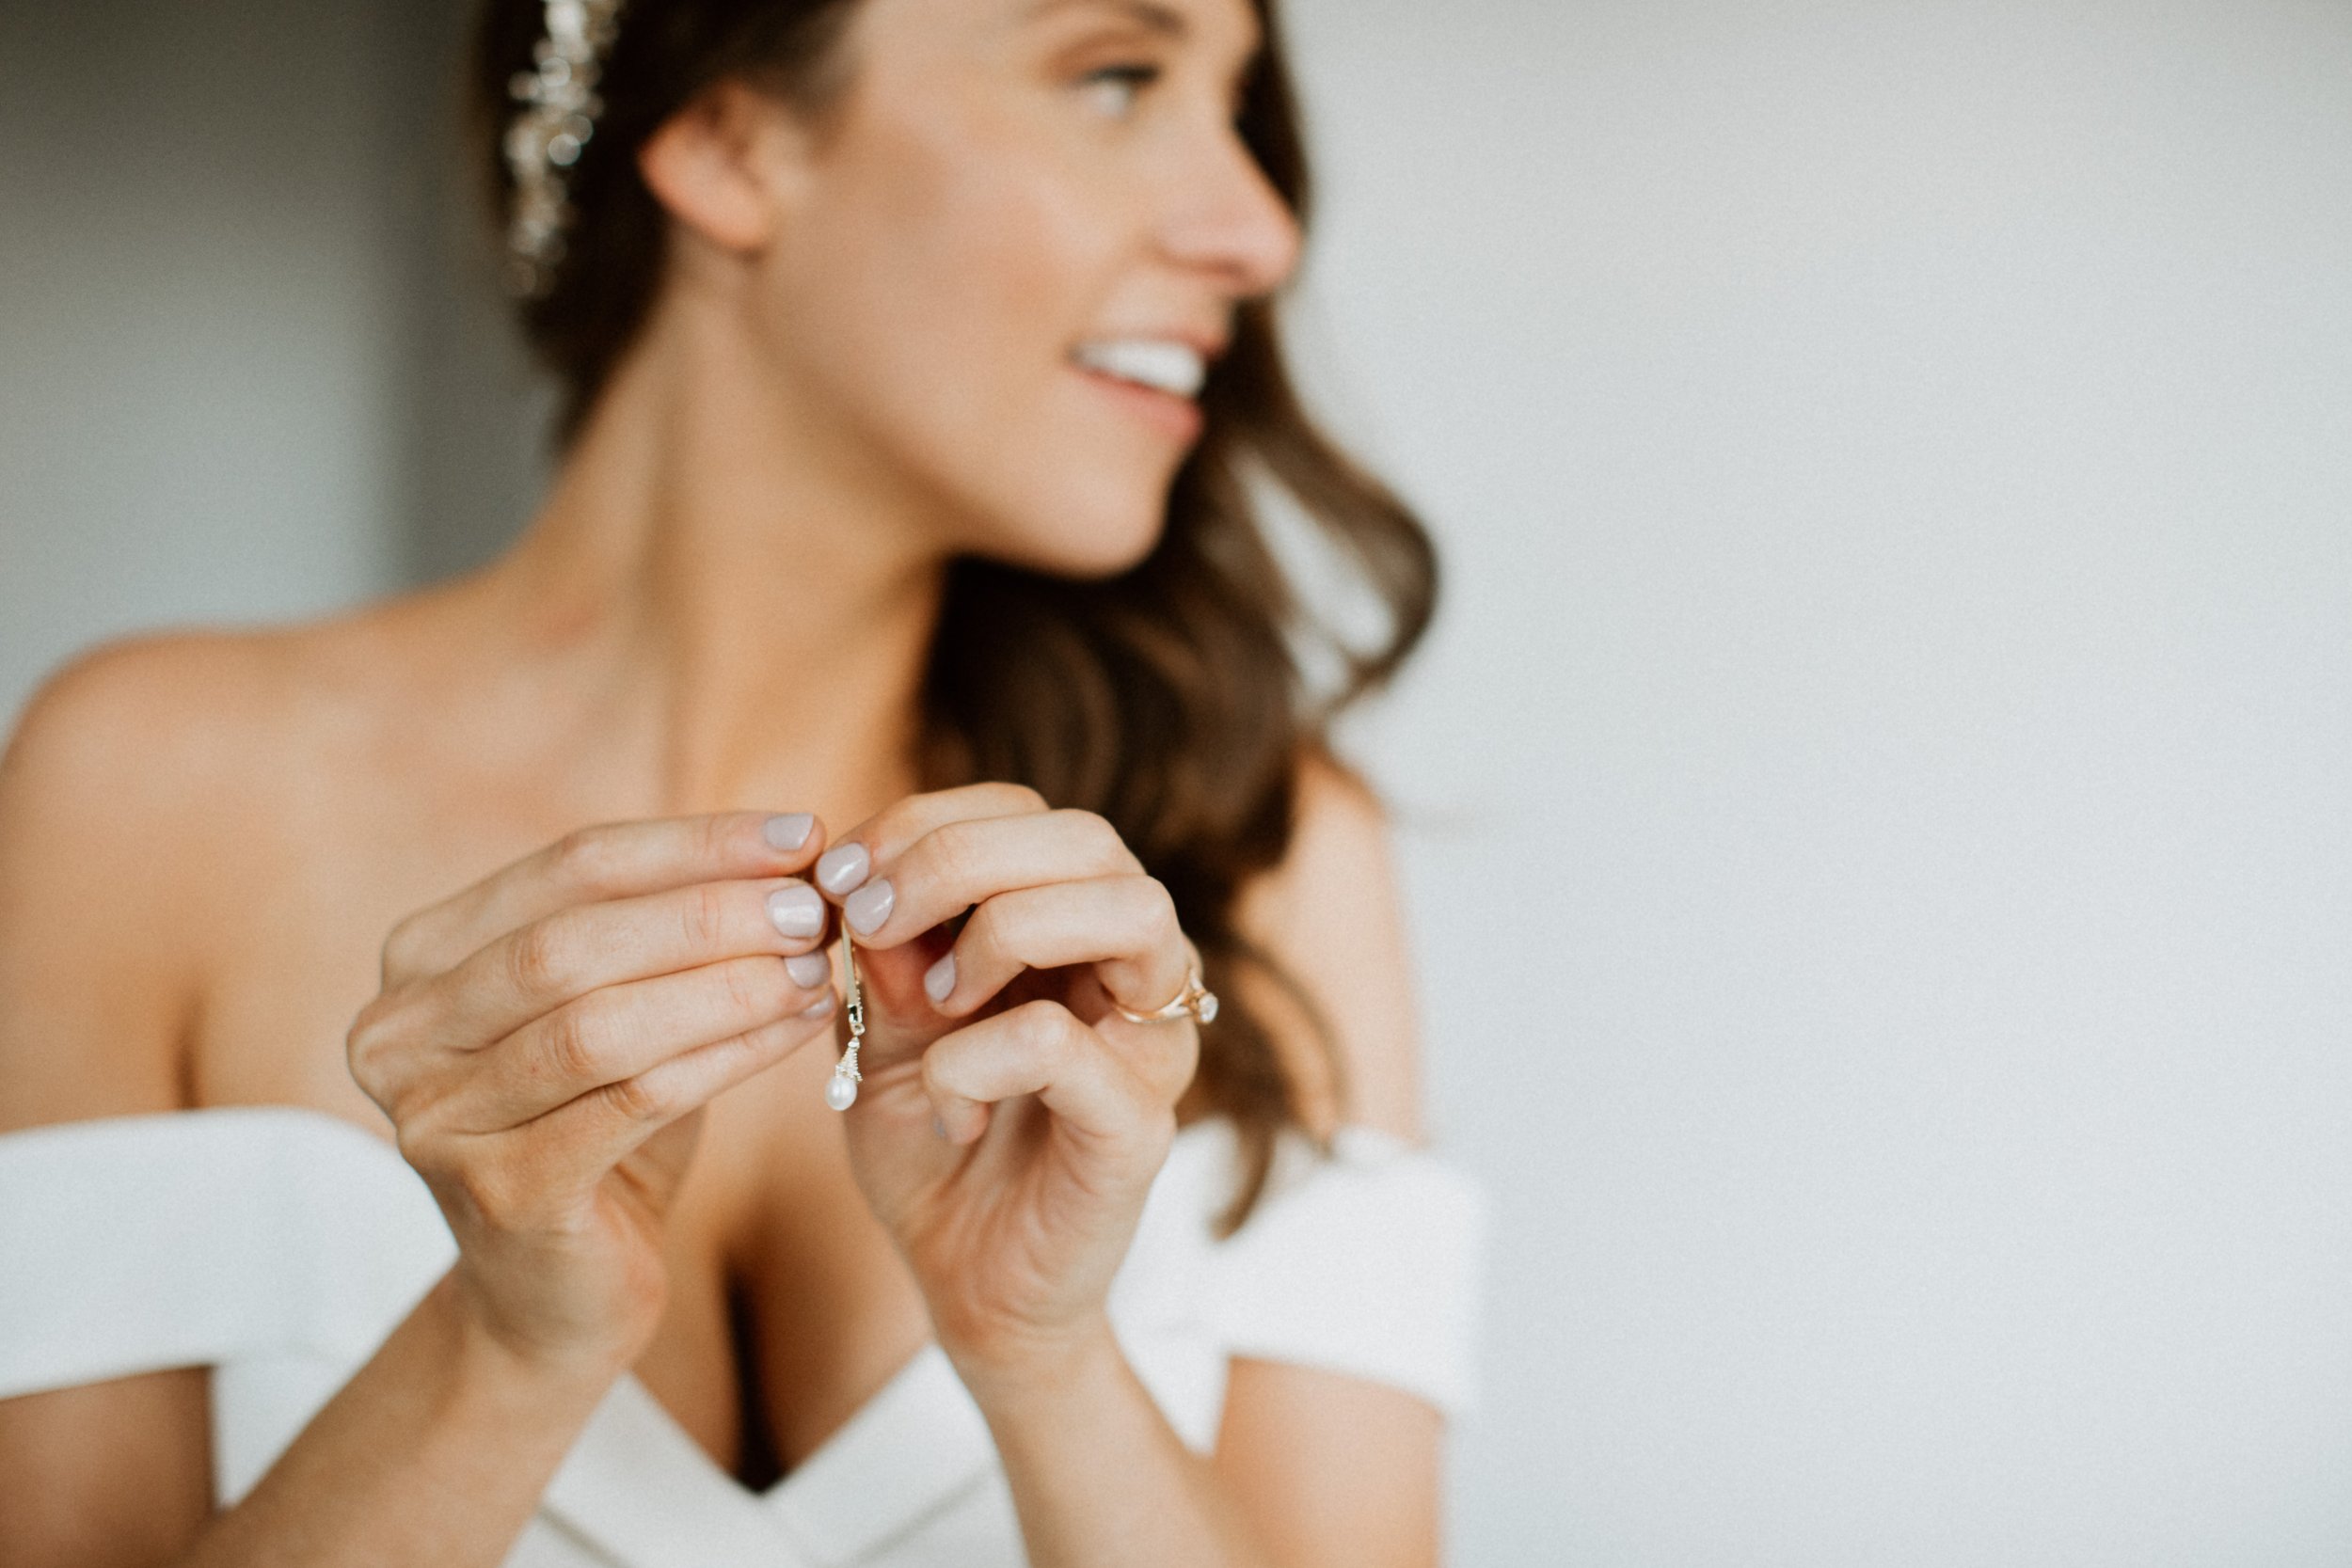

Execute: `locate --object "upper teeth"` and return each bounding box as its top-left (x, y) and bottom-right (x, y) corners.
top-left (1072, 339), bottom-right (1206, 398)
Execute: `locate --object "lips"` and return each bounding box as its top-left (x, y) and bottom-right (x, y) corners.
top-left (1066, 353), bottom-right (1206, 443)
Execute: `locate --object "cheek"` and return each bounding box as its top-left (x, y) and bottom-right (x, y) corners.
top-left (787, 103), bottom-right (1089, 423)
top-left (776, 103), bottom-right (1176, 560)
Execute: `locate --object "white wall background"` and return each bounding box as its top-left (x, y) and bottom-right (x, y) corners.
top-left (1275, 1), bottom-right (2352, 1563)
top-left (5, 2), bottom-right (2349, 1564)
top-left (0, 0), bottom-right (407, 709)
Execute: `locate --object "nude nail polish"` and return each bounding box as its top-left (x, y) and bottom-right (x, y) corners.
top-left (766, 881), bottom-right (823, 939)
top-left (924, 952), bottom-right (956, 1004)
top-left (763, 812), bottom-right (815, 851)
top-left (816, 843), bottom-right (870, 895)
top-left (786, 951), bottom-right (831, 989)
top-left (845, 878), bottom-right (895, 935)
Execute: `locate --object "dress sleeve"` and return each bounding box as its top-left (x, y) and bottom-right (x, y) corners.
top-left (0, 1107), bottom-right (453, 1401)
top-left (1201, 1124), bottom-right (1490, 1418)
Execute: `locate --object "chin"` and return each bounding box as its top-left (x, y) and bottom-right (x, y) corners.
top-left (968, 473), bottom-right (1175, 581)
top-left (993, 516), bottom-right (1163, 580)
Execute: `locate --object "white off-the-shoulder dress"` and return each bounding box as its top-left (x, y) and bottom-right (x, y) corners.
top-left (0, 1105), bottom-right (1487, 1567)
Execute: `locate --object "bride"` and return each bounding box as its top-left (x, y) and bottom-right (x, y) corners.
top-left (0, 0), bottom-right (1483, 1564)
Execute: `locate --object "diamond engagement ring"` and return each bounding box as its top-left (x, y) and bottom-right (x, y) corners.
top-left (1112, 964), bottom-right (1218, 1026)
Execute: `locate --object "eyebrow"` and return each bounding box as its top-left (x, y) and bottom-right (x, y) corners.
top-left (1025, 0), bottom-right (1265, 68)
top-left (1028, 0), bottom-right (1187, 37)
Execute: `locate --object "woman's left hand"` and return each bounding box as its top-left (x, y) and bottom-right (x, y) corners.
top-left (808, 783), bottom-right (1202, 1386)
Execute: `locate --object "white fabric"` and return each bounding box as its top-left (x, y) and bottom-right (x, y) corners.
top-left (0, 1104), bottom-right (1486, 1567)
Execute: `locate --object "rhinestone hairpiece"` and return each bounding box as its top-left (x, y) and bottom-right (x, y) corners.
top-left (503, 0), bottom-right (626, 297)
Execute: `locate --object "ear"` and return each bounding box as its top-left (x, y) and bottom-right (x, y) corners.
top-left (637, 78), bottom-right (813, 256)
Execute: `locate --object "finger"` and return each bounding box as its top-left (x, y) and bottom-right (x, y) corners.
top-left (1057, 965), bottom-right (1202, 1110)
top-left (809, 782), bottom-right (1054, 908)
top-left (383, 811), bottom-right (829, 986)
top-left (459, 952), bottom-right (838, 1127)
top-left (504, 1010), bottom-right (831, 1202)
top-left (922, 874), bottom-right (1186, 1023)
top-left (425, 873), bottom-right (836, 1049)
top-left (921, 1000), bottom-right (1172, 1156)
top-left (829, 807), bottom-right (1143, 949)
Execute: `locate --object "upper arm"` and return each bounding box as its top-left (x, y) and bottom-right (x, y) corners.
top-left (1225, 748), bottom-right (1428, 1145)
top-left (0, 634), bottom-right (222, 1130)
top-left (1212, 750), bottom-right (1445, 1568)
top-left (0, 635), bottom-right (233, 1565)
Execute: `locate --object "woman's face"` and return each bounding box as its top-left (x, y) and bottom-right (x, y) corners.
top-left (742, 0), bottom-right (1302, 576)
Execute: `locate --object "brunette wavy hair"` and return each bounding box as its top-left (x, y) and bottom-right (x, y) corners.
top-left (465, 0), bottom-right (1438, 1235)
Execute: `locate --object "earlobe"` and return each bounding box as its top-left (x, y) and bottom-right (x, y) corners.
top-left (636, 80), bottom-right (796, 255)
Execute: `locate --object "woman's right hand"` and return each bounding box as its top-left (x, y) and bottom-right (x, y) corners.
top-left (345, 811), bottom-right (843, 1375)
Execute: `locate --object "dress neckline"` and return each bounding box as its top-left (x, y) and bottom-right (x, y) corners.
top-left (202, 1104), bottom-right (946, 1504)
top-left (206, 1106), bottom-right (1001, 1500)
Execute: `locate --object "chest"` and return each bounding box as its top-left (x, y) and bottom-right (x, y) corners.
top-left (183, 805), bottom-right (934, 1488)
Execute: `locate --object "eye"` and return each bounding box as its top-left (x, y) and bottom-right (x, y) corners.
top-left (1078, 62), bottom-right (1162, 119)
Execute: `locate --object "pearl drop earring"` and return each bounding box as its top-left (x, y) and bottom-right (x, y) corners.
top-left (826, 924), bottom-right (865, 1111)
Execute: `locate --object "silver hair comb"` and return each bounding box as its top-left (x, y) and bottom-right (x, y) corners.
top-left (503, 0), bottom-right (626, 297)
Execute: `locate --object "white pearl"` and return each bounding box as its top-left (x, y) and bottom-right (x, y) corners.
top-left (825, 1073), bottom-right (858, 1112)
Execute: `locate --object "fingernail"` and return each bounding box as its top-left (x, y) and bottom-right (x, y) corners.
top-left (845, 878), bottom-right (895, 935)
top-left (816, 843), bottom-right (870, 895)
top-left (763, 812), bottom-right (815, 851)
top-left (800, 991), bottom-right (836, 1019)
top-left (766, 880), bottom-right (823, 938)
top-left (786, 951), bottom-right (831, 989)
top-left (924, 952), bottom-right (956, 1005)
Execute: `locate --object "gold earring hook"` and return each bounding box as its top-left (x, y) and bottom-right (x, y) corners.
top-left (826, 925), bottom-right (866, 1111)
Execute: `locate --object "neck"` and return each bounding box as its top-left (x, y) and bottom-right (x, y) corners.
top-left (462, 292), bottom-right (953, 822)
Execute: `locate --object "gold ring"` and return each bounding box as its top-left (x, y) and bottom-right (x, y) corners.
top-left (1112, 963), bottom-right (1218, 1026)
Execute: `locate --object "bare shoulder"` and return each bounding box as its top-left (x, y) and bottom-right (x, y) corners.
top-left (1228, 746), bottom-right (1427, 1145)
top-left (0, 621), bottom-right (338, 866)
top-left (1214, 751), bottom-right (1445, 1565)
top-left (5, 623), bottom-right (302, 785)
top-left (0, 610), bottom-right (449, 1561)
top-left (0, 621), bottom-right (354, 1131)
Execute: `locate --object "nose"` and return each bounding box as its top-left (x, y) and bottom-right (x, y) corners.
top-left (1161, 124), bottom-right (1305, 302)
